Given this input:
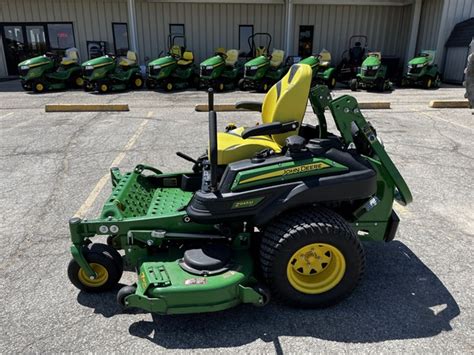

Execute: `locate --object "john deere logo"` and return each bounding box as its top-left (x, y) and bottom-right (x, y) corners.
top-left (232, 197), bottom-right (264, 209)
top-left (282, 162), bottom-right (330, 176)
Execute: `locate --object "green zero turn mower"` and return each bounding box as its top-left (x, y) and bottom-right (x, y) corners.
top-left (299, 49), bottom-right (337, 89)
top-left (401, 50), bottom-right (441, 89)
top-left (67, 63), bottom-right (412, 315)
top-left (81, 51), bottom-right (144, 93)
top-left (336, 35), bottom-right (368, 84)
top-left (199, 48), bottom-right (243, 92)
top-left (350, 52), bottom-right (392, 92)
top-left (146, 34), bottom-right (198, 91)
top-left (238, 33), bottom-right (289, 92)
top-left (18, 48), bottom-right (83, 93)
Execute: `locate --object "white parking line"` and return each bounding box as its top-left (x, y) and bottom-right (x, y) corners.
top-left (0, 112), bottom-right (14, 119)
top-left (74, 111), bottom-right (153, 218)
top-left (413, 109), bottom-right (473, 131)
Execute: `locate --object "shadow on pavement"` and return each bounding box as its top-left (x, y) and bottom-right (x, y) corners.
top-left (77, 241), bottom-right (460, 348)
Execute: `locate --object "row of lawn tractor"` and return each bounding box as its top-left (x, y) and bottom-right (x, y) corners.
top-left (18, 33), bottom-right (441, 94)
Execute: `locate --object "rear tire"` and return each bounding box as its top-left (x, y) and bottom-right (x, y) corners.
top-left (423, 76), bottom-right (433, 89)
top-left (131, 74), bottom-right (144, 90)
top-left (32, 80), bottom-right (47, 93)
top-left (327, 74), bottom-right (337, 89)
top-left (260, 208), bottom-right (365, 308)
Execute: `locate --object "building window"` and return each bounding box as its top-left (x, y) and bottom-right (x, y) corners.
top-left (239, 25), bottom-right (254, 57)
top-left (298, 25), bottom-right (314, 57)
top-left (47, 23), bottom-right (75, 49)
top-left (112, 23), bottom-right (129, 56)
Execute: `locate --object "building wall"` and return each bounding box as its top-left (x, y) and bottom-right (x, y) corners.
top-left (292, 4), bottom-right (413, 64)
top-left (0, 0), bottom-right (128, 66)
top-left (416, 0), bottom-right (443, 52)
top-left (135, 1), bottom-right (286, 63)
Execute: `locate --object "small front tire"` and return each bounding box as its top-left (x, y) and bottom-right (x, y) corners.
top-left (68, 246), bottom-right (121, 293)
top-left (117, 285), bottom-right (137, 307)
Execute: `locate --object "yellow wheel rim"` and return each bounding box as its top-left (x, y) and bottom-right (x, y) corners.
top-left (76, 77), bottom-right (84, 86)
top-left (77, 263), bottom-right (109, 287)
top-left (263, 83), bottom-right (268, 91)
top-left (166, 83), bottom-right (173, 90)
top-left (332, 78), bottom-right (336, 86)
top-left (36, 83), bottom-right (44, 91)
top-left (100, 84), bottom-right (108, 92)
top-left (135, 78), bottom-right (142, 87)
top-left (287, 243), bottom-right (346, 294)
top-left (427, 79), bottom-right (432, 88)
top-left (219, 83), bottom-right (224, 90)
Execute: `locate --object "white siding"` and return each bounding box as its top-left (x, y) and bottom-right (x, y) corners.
top-left (292, 4), bottom-right (413, 62)
top-left (135, 0), bottom-right (285, 62)
top-left (0, 0), bottom-right (128, 65)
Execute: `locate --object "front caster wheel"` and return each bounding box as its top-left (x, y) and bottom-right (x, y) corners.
top-left (117, 285), bottom-right (137, 307)
top-left (67, 244), bottom-right (122, 293)
top-left (253, 284), bottom-right (271, 307)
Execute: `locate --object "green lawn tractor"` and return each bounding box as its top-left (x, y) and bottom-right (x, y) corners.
top-left (81, 51), bottom-right (144, 94)
top-left (67, 63), bottom-right (412, 315)
top-left (299, 50), bottom-right (337, 89)
top-left (146, 34), bottom-right (198, 91)
top-left (350, 52), bottom-right (392, 92)
top-left (18, 48), bottom-right (83, 93)
top-left (199, 48), bottom-right (243, 91)
top-left (238, 33), bottom-right (289, 92)
top-left (401, 50), bottom-right (441, 89)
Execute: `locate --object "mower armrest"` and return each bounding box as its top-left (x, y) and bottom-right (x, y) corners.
top-left (241, 121), bottom-right (299, 139)
top-left (235, 101), bottom-right (263, 112)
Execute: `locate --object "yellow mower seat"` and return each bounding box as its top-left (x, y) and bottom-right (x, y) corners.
top-left (270, 49), bottom-right (285, 68)
top-left (119, 51), bottom-right (138, 66)
top-left (225, 49), bottom-right (239, 67)
top-left (319, 49), bottom-right (332, 67)
top-left (178, 51), bottom-right (194, 65)
top-left (217, 64), bottom-right (312, 165)
top-left (61, 48), bottom-right (79, 65)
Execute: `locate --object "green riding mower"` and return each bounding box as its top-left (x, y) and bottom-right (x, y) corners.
top-left (18, 48), bottom-right (83, 93)
top-left (401, 50), bottom-right (441, 89)
top-left (67, 63), bottom-right (412, 315)
top-left (146, 34), bottom-right (198, 91)
top-left (350, 52), bottom-right (393, 92)
top-left (238, 33), bottom-right (289, 92)
top-left (81, 51), bottom-right (144, 94)
top-left (299, 50), bottom-right (337, 89)
top-left (199, 48), bottom-right (243, 91)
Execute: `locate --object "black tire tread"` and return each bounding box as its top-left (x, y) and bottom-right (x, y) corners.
top-left (259, 207), bottom-right (365, 307)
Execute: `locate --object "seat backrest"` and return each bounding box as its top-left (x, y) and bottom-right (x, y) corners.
top-left (127, 51), bottom-right (137, 62)
top-left (270, 49), bottom-right (285, 67)
top-left (170, 45), bottom-right (182, 57)
top-left (64, 48), bottom-right (79, 60)
top-left (215, 47), bottom-right (226, 55)
top-left (225, 49), bottom-right (239, 66)
top-left (182, 51), bottom-right (194, 61)
top-left (319, 49), bottom-right (331, 66)
top-left (261, 64), bottom-right (312, 146)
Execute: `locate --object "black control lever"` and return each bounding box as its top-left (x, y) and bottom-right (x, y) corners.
top-left (176, 151), bottom-right (198, 164)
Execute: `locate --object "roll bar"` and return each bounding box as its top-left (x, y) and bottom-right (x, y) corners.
top-left (207, 89), bottom-right (218, 191)
top-left (248, 32), bottom-right (272, 57)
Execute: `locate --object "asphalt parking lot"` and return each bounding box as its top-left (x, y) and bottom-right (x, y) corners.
top-left (0, 80), bottom-right (472, 353)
